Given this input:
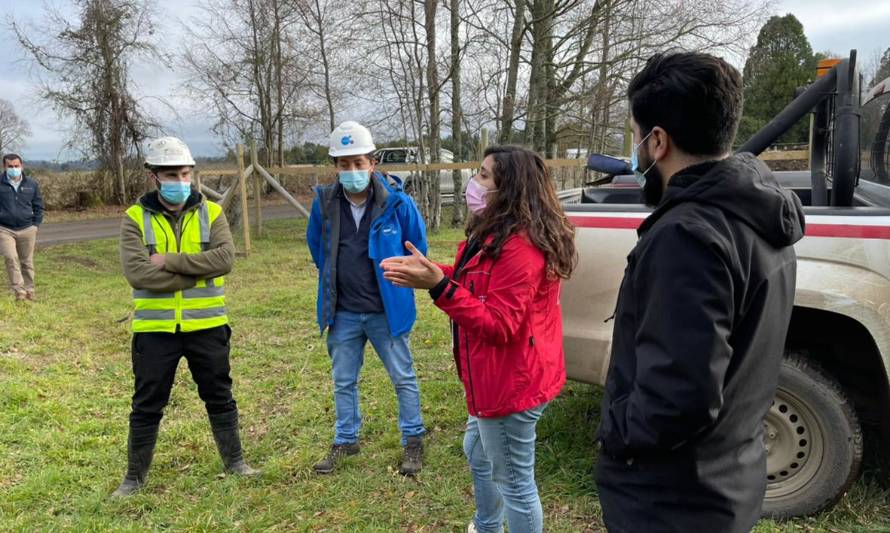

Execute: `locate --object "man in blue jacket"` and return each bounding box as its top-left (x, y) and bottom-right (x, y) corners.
top-left (0, 154), bottom-right (44, 301)
top-left (307, 121), bottom-right (428, 476)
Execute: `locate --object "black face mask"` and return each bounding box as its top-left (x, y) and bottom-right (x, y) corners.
top-left (639, 147), bottom-right (665, 207)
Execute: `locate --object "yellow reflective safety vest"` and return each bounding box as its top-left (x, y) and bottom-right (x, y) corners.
top-left (126, 200), bottom-right (227, 333)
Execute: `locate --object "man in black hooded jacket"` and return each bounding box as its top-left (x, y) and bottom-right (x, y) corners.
top-left (596, 52), bottom-right (806, 533)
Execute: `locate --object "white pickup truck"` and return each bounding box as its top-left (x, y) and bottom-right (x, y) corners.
top-left (561, 53), bottom-right (890, 519)
top-left (374, 146), bottom-right (471, 203)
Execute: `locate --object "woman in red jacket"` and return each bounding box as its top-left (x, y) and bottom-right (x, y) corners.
top-left (381, 145), bottom-right (576, 533)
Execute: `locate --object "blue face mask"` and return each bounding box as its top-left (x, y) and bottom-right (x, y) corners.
top-left (631, 130), bottom-right (656, 187)
top-left (158, 181), bottom-right (192, 204)
top-left (5, 168), bottom-right (22, 179)
top-left (338, 169), bottom-right (371, 194)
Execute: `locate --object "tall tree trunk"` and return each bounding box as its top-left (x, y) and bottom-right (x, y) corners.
top-left (587, 73), bottom-right (598, 154)
top-left (595, 0), bottom-right (612, 154)
top-left (116, 149), bottom-right (126, 204)
top-left (107, 21), bottom-right (127, 201)
top-left (316, 0), bottom-right (336, 131)
top-left (412, 35), bottom-right (430, 224)
top-left (544, 25), bottom-right (556, 157)
top-left (524, 3), bottom-right (541, 145)
top-left (274, 0), bottom-right (284, 167)
top-left (526, 0), bottom-right (552, 151)
top-left (450, 0), bottom-right (464, 226)
top-left (425, 0), bottom-right (441, 231)
top-left (248, 0), bottom-right (273, 169)
top-left (499, 0), bottom-right (526, 143)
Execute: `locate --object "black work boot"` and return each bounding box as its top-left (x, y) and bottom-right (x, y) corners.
top-left (399, 436), bottom-right (424, 476)
top-left (313, 443), bottom-right (360, 474)
top-left (208, 410), bottom-right (261, 476)
top-left (111, 424), bottom-right (159, 497)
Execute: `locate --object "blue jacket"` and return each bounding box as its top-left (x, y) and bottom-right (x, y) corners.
top-left (0, 172), bottom-right (44, 231)
top-left (307, 172), bottom-right (428, 337)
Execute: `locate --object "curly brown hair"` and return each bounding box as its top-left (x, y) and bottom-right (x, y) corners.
top-left (467, 145), bottom-right (577, 279)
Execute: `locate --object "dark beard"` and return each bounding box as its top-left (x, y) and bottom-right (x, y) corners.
top-left (639, 152), bottom-right (664, 207)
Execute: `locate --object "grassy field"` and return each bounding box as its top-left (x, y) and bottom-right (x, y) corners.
top-left (1, 217), bottom-right (889, 531)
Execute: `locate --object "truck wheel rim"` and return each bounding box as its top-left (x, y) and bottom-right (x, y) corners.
top-left (763, 387), bottom-right (825, 499)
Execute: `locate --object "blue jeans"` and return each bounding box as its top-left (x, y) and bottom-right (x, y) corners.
top-left (463, 403), bottom-right (548, 533)
top-left (326, 311), bottom-right (425, 446)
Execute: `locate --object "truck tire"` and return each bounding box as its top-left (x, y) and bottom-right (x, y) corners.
top-left (761, 353), bottom-right (863, 519)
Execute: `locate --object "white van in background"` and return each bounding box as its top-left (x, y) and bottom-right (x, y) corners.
top-left (374, 147), bottom-right (471, 203)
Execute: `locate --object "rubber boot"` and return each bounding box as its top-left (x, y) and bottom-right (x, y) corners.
top-left (111, 424), bottom-right (159, 497)
top-left (208, 410), bottom-right (261, 476)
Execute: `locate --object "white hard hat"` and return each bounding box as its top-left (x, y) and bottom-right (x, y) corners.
top-left (329, 121), bottom-right (375, 157)
top-left (144, 136), bottom-right (196, 167)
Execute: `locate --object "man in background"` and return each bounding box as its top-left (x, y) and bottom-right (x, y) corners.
top-left (0, 153), bottom-right (43, 301)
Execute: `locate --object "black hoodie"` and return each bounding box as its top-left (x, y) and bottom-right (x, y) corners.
top-left (596, 153), bottom-right (805, 533)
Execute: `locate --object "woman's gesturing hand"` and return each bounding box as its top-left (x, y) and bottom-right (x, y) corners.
top-left (380, 241), bottom-right (445, 289)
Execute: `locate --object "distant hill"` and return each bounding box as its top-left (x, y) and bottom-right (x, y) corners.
top-left (26, 155), bottom-right (235, 173)
top-left (27, 159), bottom-right (100, 172)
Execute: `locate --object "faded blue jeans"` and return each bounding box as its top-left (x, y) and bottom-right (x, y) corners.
top-left (463, 403), bottom-right (548, 533)
top-left (326, 311), bottom-right (425, 446)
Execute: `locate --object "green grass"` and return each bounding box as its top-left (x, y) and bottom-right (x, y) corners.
top-left (1, 218), bottom-right (889, 531)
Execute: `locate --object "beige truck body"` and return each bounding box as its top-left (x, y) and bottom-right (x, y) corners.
top-left (562, 209), bottom-right (890, 387)
top-left (560, 195), bottom-right (890, 518)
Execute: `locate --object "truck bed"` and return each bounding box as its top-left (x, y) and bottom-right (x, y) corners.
top-left (560, 175), bottom-right (890, 385)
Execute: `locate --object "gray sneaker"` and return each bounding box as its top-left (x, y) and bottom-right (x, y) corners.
top-left (399, 436), bottom-right (424, 476)
top-left (313, 443), bottom-right (360, 474)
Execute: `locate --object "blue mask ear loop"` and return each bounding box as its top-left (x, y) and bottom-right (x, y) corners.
top-left (635, 130), bottom-right (657, 174)
top-left (632, 130), bottom-right (656, 187)
top-left (634, 130), bottom-right (658, 176)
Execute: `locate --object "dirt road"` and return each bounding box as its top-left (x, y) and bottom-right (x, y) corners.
top-left (36, 204), bottom-right (303, 248)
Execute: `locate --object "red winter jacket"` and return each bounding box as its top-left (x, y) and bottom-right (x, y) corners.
top-left (433, 233), bottom-right (566, 418)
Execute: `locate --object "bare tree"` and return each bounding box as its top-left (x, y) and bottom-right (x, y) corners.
top-left (13, 0), bottom-right (160, 203)
top-left (293, 0), bottom-right (342, 132)
top-left (183, 0), bottom-right (316, 167)
top-left (0, 99), bottom-right (32, 155)
top-left (458, 0), bottom-right (769, 156)
top-left (367, 0), bottom-right (450, 230)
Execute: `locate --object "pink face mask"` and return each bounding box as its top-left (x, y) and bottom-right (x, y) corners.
top-left (466, 177), bottom-right (496, 214)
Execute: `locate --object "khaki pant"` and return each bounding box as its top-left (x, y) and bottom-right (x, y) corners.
top-left (0, 225), bottom-right (37, 296)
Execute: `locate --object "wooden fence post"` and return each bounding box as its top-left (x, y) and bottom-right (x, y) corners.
top-left (250, 140), bottom-right (263, 238)
top-left (237, 144), bottom-right (251, 255)
top-left (255, 165), bottom-right (311, 217)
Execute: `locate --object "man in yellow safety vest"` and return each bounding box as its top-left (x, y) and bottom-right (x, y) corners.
top-left (112, 136), bottom-right (259, 497)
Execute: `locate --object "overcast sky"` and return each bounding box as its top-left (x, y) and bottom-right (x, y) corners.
top-left (1, 0), bottom-right (889, 162)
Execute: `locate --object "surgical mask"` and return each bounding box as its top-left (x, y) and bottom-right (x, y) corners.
top-left (5, 168), bottom-right (22, 179)
top-left (338, 169), bottom-right (371, 193)
top-left (158, 181), bottom-right (192, 204)
top-left (465, 177), bottom-right (496, 214)
top-left (631, 130), bottom-right (657, 187)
